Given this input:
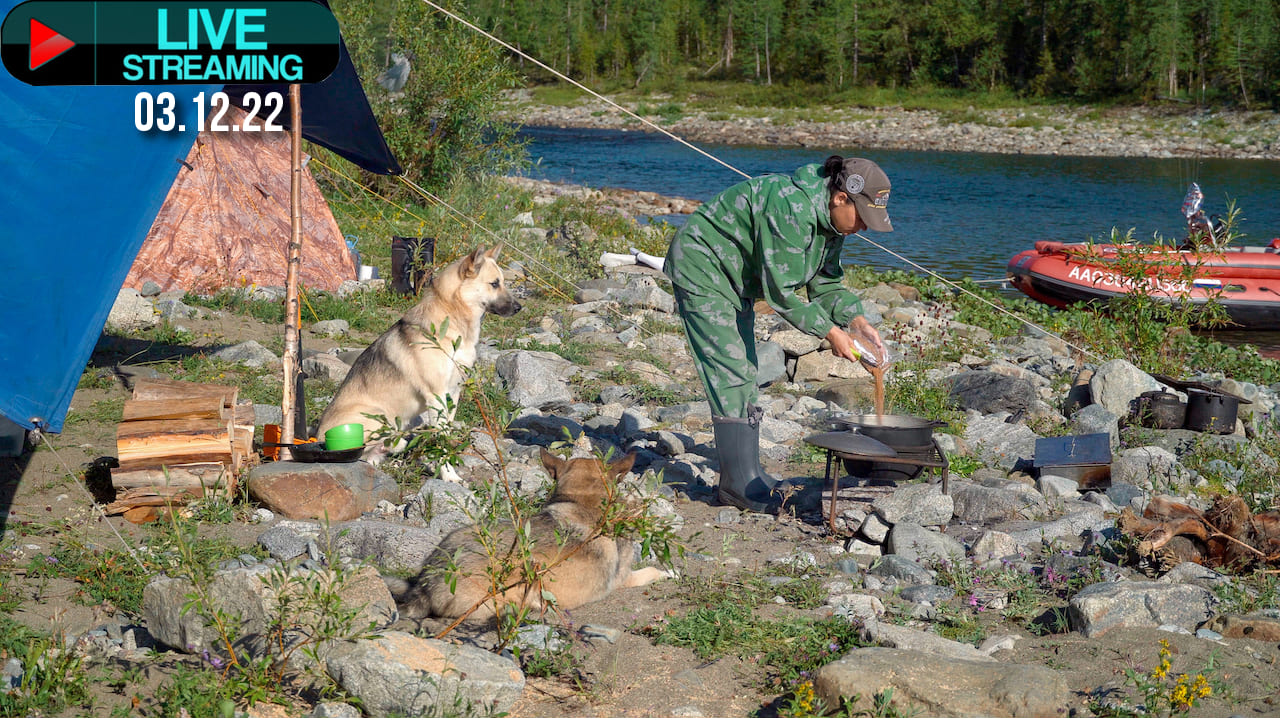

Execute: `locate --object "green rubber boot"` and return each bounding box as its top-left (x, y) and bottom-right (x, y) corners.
top-left (713, 407), bottom-right (787, 513)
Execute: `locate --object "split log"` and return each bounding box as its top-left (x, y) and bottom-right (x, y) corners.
top-left (121, 397), bottom-right (224, 422)
top-left (108, 463), bottom-right (230, 490)
top-left (131, 378), bottom-right (237, 407)
top-left (115, 428), bottom-right (231, 471)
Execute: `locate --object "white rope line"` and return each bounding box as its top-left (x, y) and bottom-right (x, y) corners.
top-left (853, 232), bottom-right (1101, 360)
top-left (37, 432), bottom-right (149, 572)
top-left (412, 0), bottom-right (1102, 361)
top-left (416, 0), bottom-right (749, 181)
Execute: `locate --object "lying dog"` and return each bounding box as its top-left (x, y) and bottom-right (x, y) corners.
top-left (317, 244), bottom-right (520, 463)
top-left (396, 449), bottom-right (671, 622)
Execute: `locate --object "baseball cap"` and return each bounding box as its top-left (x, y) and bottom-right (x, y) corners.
top-left (839, 158), bottom-right (893, 232)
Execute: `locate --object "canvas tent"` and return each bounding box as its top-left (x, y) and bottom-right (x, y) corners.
top-left (0, 0), bottom-right (399, 433)
top-left (124, 109), bottom-right (355, 293)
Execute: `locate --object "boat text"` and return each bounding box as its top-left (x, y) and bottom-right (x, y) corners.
top-left (1066, 264), bottom-right (1192, 294)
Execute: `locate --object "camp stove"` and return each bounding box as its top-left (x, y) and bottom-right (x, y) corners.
top-left (804, 430), bottom-right (950, 534)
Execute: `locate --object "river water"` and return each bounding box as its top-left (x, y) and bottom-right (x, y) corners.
top-left (519, 125), bottom-right (1280, 353)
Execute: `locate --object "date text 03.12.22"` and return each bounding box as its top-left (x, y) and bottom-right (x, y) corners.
top-left (133, 91), bottom-right (286, 133)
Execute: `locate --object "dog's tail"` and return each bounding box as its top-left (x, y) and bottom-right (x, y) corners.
top-left (382, 575), bottom-right (412, 603)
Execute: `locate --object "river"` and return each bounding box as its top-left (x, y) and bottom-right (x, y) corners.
top-left (518, 125), bottom-right (1280, 353)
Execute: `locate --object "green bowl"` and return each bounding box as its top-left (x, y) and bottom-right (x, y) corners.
top-left (324, 423), bottom-right (365, 451)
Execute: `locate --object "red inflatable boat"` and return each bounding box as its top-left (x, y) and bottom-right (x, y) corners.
top-left (1006, 183), bottom-right (1280, 329)
top-left (1007, 241), bottom-right (1280, 329)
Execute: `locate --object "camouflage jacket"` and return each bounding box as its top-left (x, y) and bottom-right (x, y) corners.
top-left (664, 163), bottom-right (864, 337)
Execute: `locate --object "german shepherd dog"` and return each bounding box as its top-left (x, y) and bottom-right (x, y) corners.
top-left (317, 245), bottom-right (520, 463)
top-left (396, 449), bottom-right (671, 622)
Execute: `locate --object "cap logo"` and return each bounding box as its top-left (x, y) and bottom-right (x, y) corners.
top-left (844, 173), bottom-right (865, 196)
top-left (869, 189), bottom-right (890, 209)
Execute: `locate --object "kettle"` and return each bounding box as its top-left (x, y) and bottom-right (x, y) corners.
top-left (1136, 390), bottom-right (1186, 429)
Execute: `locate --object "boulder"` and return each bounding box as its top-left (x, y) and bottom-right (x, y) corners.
top-left (815, 648), bottom-right (1069, 717)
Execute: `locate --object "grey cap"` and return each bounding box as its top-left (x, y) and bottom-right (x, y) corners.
top-left (839, 158), bottom-right (893, 232)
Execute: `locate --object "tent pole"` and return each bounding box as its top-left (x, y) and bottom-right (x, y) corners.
top-left (280, 83), bottom-right (304, 459)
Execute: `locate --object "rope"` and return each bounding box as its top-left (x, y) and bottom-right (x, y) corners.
top-left (415, 0), bottom-right (749, 181)
top-left (37, 432), bottom-right (149, 572)
top-left (400, 0), bottom-right (1105, 361)
top-left (853, 233), bottom-right (1101, 361)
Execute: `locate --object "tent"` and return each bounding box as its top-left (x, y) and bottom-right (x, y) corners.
top-left (124, 108), bottom-right (355, 294)
top-left (0, 0), bottom-right (400, 434)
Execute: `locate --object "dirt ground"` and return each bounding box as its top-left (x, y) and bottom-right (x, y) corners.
top-left (4, 310), bottom-right (1280, 718)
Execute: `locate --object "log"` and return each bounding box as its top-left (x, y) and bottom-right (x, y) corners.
top-left (104, 485), bottom-right (205, 514)
top-left (116, 418), bottom-right (224, 437)
top-left (109, 463), bottom-right (230, 490)
top-left (132, 378), bottom-right (237, 408)
top-left (116, 427), bottom-right (230, 466)
top-left (121, 397), bottom-right (224, 422)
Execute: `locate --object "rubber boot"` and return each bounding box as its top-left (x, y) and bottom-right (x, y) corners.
top-left (713, 407), bottom-right (786, 513)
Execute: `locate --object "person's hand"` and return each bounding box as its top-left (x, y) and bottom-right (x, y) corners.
top-left (848, 315), bottom-right (886, 365)
top-left (824, 325), bottom-right (860, 363)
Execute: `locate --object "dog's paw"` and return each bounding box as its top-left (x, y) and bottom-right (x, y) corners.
top-left (437, 463), bottom-right (464, 485)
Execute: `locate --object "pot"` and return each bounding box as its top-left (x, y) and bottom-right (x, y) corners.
top-left (1136, 390), bottom-right (1186, 429)
top-left (1184, 390), bottom-right (1240, 434)
top-left (831, 414), bottom-right (948, 450)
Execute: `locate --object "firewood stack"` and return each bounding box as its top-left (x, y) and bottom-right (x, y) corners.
top-left (107, 378), bottom-right (256, 521)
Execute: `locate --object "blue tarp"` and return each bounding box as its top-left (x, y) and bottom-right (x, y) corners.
top-left (0, 76), bottom-right (214, 433)
top-left (0, 0), bottom-right (397, 433)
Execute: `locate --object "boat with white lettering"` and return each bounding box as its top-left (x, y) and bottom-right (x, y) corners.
top-left (1006, 184), bottom-right (1280, 329)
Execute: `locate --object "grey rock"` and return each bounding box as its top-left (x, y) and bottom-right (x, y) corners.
top-left (1036, 474), bottom-right (1081, 499)
top-left (970, 530), bottom-right (1020, 560)
top-left (828, 593), bottom-right (884, 620)
top-left (1007, 506), bottom-right (1107, 547)
top-left (887, 523), bottom-right (966, 565)
top-left (507, 413), bottom-right (584, 442)
top-left (495, 350), bottom-right (575, 408)
top-left (860, 513), bottom-right (891, 543)
top-left (872, 484), bottom-right (954, 526)
top-left (214, 340), bottom-right (280, 368)
top-left (1106, 482), bottom-right (1148, 509)
top-left (963, 412), bottom-right (1040, 471)
top-left (154, 297), bottom-right (200, 322)
top-left (310, 701), bottom-right (362, 717)
top-left (860, 621), bottom-right (994, 662)
top-left (815, 648), bottom-right (1069, 717)
top-left (578, 624), bottom-right (623, 644)
top-left (106, 288), bottom-right (158, 332)
top-left (949, 481), bottom-right (1046, 524)
top-left (768, 328), bottom-right (822, 357)
top-left (328, 631), bottom-right (525, 717)
top-left (512, 624), bottom-right (566, 652)
top-left (1069, 403), bottom-right (1119, 447)
top-left (1158, 562), bottom-right (1231, 590)
top-left (1112, 447), bottom-right (1194, 494)
top-left (899, 584), bottom-right (956, 605)
top-left (144, 565), bottom-right (396, 656)
top-left (756, 341), bottom-right (787, 387)
top-left (331, 518), bottom-right (463, 575)
top-left (302, 353), bottom-right (351, 383)
top-left (1090, 359), bottom-right (1162, 417)
top-left (1068, 581), bottom-right (1218, 637)
top-left (867, 554), bottom-right (935, 586)
top-left (948, 371), bottom-right (1037, 415)
top-left (311, 319), bottom-right (350, 337)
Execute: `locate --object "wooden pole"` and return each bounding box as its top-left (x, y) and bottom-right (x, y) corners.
top-left (280, 83), bottom-right (304, 459)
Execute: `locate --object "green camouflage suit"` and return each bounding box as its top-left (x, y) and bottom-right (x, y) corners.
top-left (664, 163), bottom-right (864, 418)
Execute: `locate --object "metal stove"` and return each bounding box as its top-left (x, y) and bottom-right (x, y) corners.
top-left (804, 431), bottom-right (950, 533)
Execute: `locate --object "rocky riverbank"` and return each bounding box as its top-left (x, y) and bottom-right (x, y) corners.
top-left (504, 89), bottom-right (1280, 161)
top-left (11, 197), bottom-right (1274, 715)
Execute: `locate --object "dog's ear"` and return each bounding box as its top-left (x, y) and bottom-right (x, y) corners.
top-left (460, 246), bottom-right (486, 279)
top-left (485, 243), bottom-right (504, 261)
top-left (608, 450), bottom-right (636, 479)
top-left (540, 447), bottom-right (565, 478)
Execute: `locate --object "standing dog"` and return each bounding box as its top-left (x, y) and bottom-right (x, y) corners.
top-left (396, 449), bottom-right (671, 622)
top-left (317, 244), bottom-right (520, 462)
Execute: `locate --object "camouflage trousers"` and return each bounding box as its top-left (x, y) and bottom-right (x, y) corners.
top-left (672, 285), bottom-right (759, 418)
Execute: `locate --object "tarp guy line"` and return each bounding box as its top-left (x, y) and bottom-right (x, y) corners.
top-left (415, 0), bottom-right (1100, 362)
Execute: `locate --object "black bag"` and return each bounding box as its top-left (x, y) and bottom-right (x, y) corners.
top-left (390, 236), bottom-right (435, 295)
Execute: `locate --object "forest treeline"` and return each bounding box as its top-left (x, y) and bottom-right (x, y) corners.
top-left (459, 0), bottom-right (1280, 107)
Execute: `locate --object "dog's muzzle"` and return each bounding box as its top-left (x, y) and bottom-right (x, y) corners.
top-left (489, 296), bottom-right (522, 316)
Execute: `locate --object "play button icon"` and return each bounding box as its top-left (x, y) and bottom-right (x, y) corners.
top-left (28, 17), bottom-right (74, 70)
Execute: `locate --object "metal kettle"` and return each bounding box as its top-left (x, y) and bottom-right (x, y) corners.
top-left (1136, 390), bottom-right (1186, 429)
